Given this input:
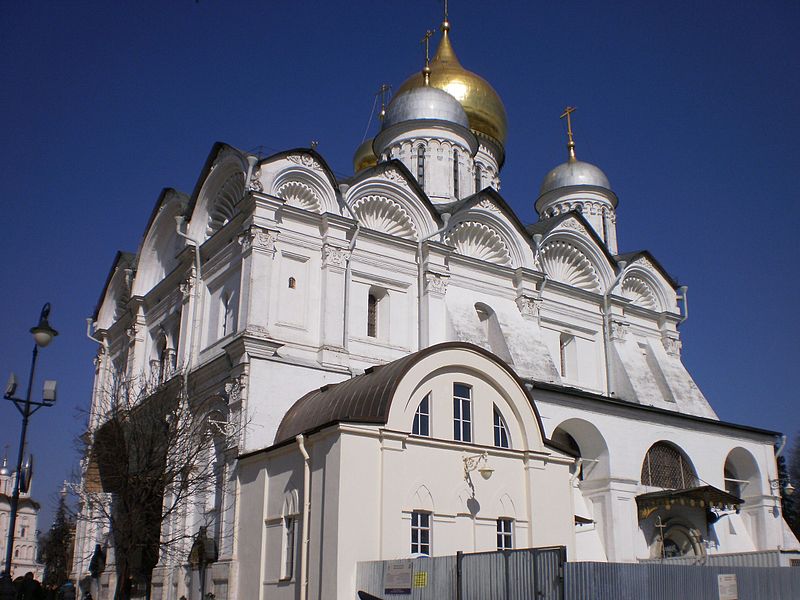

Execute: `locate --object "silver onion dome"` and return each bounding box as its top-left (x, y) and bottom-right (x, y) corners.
top-left (539, 159), bottom-right (611, 196)
top-left (382, 85), bottom-right (469, 131)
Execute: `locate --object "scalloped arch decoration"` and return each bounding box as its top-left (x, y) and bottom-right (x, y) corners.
top-left (535, 241), bottom-right (601, 292)
top-left (277, 180), bottom-right (321, 213)
top-left (622, 275), bottom-right (658, 310)
top-left (446, 221), bottom-right (512, 266)
top-left (207, 172), bottom-right (245, 236)
top-left (352, 195), bottom-right (418, 239)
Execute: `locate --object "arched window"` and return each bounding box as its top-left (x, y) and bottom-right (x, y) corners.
top-left (474, 163), bottom-right (482, 193)
top-left (416, 144), bottom-right (426, 189)
top-left (641, 442), bottom-right (697, 489)
top-left (412, 394), bottom-right (430, 437)
top-left (475, 303), bottom-right (513, 364)
top-left (493, 406), bottom-right (510, 448)
top-left (453, 149), bottom-right (460, 198)
top-left (288, 277), bottom-right (296, 289)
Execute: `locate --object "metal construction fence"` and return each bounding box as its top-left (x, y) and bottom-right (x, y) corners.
top-left (357, 550), bottom-right (800, 600)
top-left (564, 561), bottom-right (800, 600)
top-left (356, 546), bottom-right (566, 600)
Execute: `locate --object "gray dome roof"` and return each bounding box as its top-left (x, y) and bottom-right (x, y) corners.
top-left (539, 159), bottom-right (611, 196)
top-left (382, 86), bottom-right (469, 131)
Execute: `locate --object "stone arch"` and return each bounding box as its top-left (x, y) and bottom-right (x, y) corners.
top-left (473, 302), bottom-right (513, 365)
top-left (282, 489), bottom-right (300, 517)
top-left (550, 418), bottom-right (610, 480)
top-left (724, 447), bottom-right (762, 498)
top-left (494, 492), bottom-right (517, 519)
top-left (446, 220), bottom-right (513, 266)
top-left (407, 483), bottom-right (435, 513)
top-left (188, 148), bottom-right (249, 242)
top-left (96, 254), bottom-right (136, 330)
top-left (132, 190), bottom-right (187, 297)
top-left (621, 266), bottom-right (671, 312)
top-left (272, 166), bottom-right (337, 215)
top-left (648, 517), bottom-right (706, 559)
top-left (345, 178), bottom-right (439, 240)
top-left (352, 195), bottom-right (418, 239)
top-left (640, 441), bottom-right (698, 489)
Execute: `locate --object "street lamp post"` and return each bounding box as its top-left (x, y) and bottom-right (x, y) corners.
top-left (1, 303), bottom-right (58, 580)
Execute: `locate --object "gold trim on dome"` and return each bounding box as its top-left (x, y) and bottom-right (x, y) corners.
top-left (396, 23), bottom-right (508, 145)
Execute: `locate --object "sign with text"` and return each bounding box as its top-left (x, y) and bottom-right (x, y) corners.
top-left (717, 574), bottom-right (738, 600)
top-left (384, 560), bottom-right (413, 595)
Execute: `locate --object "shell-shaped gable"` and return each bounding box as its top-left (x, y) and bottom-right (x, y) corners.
top-left (446, 221), bottom-right (512, 266)
top-left (621, 276), bottom-right (658, 310)
top-left (261, 150), bottom-right (339, 215)
top-left (353, 195), bottom-right (418, 239)
top-left (535, 240), bottom-right (602, 292)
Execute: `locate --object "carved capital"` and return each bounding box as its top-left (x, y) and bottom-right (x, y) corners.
top-left (321, 244), bottom-right (350, 269)
top-left (240, 226), bottom-right (277, 255)
top-left (424, 272), bottom-right (449, 297)
top-left (249, 167), bottom-right (263, 192)
top-left (610, 319), bottom-right (629, 341)
top-left (661, 333), bottom-right (682, 357)
top-left (516, 295), bottom-right (541, 319)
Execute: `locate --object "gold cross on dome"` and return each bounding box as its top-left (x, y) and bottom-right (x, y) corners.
top-left (421, 29), bottom-right (435, 65)
top-left (560, 106), bottom-right (577, 160)
top-left (560, 106), bottom-right (576, 143)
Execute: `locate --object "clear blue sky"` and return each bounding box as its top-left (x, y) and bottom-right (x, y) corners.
top-left (1, 0), bottom-right (798, 529)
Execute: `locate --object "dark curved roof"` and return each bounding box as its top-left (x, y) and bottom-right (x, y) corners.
top-left (274, 341), bottom-right (547, 446)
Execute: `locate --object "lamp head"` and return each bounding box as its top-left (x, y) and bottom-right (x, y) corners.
top-left (43, 380), bottom-right (57, 404)
top-left (5, 373), bottom-right (18, 398)
top-left (786, 482), bottom-right (796, 496)
top-left (30, 303), bottom-right (58, 347)
top-left (478, 466), bottom-right (494, 480)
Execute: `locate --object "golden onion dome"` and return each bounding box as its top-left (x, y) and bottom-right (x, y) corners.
top-left (353, 137), bottom-right (378, 173)
top-left (396, 21), bottom-right (508, 146)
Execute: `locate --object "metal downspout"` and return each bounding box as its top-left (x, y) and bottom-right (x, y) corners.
top-left (296, 435), bottom-right (311, 600)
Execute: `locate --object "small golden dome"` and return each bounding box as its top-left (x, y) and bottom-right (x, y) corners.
top-left (396, 22), bottom-right (508, 146)
top-left (353, 137), bottom-right (378, 173)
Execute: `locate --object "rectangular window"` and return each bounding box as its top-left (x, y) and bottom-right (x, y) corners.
top-left (453, 383), bottom-right (472, 443)
top-left (282, 516), bottom-right (296, 580)
top-left (497, 518), bottom-right (513, 550)
top-left (453, 150), bottom-right (460, 198)
top-left (411, 511), bottom-right (431, 555)
top-left (412, 394), bottom-right (430, 437)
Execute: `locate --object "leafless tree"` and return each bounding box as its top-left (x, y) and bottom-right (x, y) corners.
top-left (74, 369), bottom-right (242, 600)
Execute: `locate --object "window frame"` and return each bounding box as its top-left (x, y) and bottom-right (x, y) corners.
top-left (493, 406), bottom-right (510, 449)
top-left (412, 394), bottom-right (430, 437)
top-left (411, 510), bottom-right (431, 555)
top-left (453, 383), bottom-right (472, 443)
top-left (281, 515), bottom-right (297, 581)
top-left (497, 518), bottom-right (513, 551)
top-left (416, 144), bottom-right (426, 189)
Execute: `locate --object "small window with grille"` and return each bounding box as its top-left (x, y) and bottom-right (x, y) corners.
top-left (411, 511), bottom-right (431, 555)
top-left (497, 518), bottom-right (513, 550)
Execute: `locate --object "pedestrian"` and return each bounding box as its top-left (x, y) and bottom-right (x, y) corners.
top-left (19, 572), bottom-right (45, 600)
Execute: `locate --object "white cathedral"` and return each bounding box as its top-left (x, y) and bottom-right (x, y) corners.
top-left (72, 15), bottom-right (799, 600)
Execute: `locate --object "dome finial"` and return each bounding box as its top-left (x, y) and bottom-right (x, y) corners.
top-left (560, 106), bottom-right (577, 163)
top-left (377, 83), bottom-right (391, 121)
top-left (442, 0), bottom-right (451, 32)
top-left (421, 29), bottom-right (435, 85)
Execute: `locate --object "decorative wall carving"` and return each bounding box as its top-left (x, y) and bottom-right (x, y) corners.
top-left (622, 276), bottom-right (658, 310)
top-left (424, 272), bottom-right (449, 296)
top-left (240, 226), bottom-right (277, 255)
top-left (207, 172), bottom-right (245, 235)
top-left (321, 244), bottom-right (350, 269)
top-left (277, 181), bottom-right (321, 213)
top-left (286, 154), bottom-right (323, 171)
top-left (475, 198), bottom-right (502, 214)
top-left (610, 319), bottom-right (629, 341)
top-left (352, 195), bottom-right (418, 239)
top-left (382, 166), bottom-right (409, 187)
top-left (249, 168), bottom-right (263, 192)
top-left (516, 295), bottom-right (540, 319)
top-left (661, 334), bottom-right (682, 357)
top-left (446, 221), bottom-right (512, 266)
top-left (535, 241), bottom-right (601, 292)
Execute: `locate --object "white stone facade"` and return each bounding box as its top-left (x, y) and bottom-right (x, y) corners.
top-left (72, 22), bottom-right (798, 600)
top-left (0, 459), bottom-right (44, 580)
